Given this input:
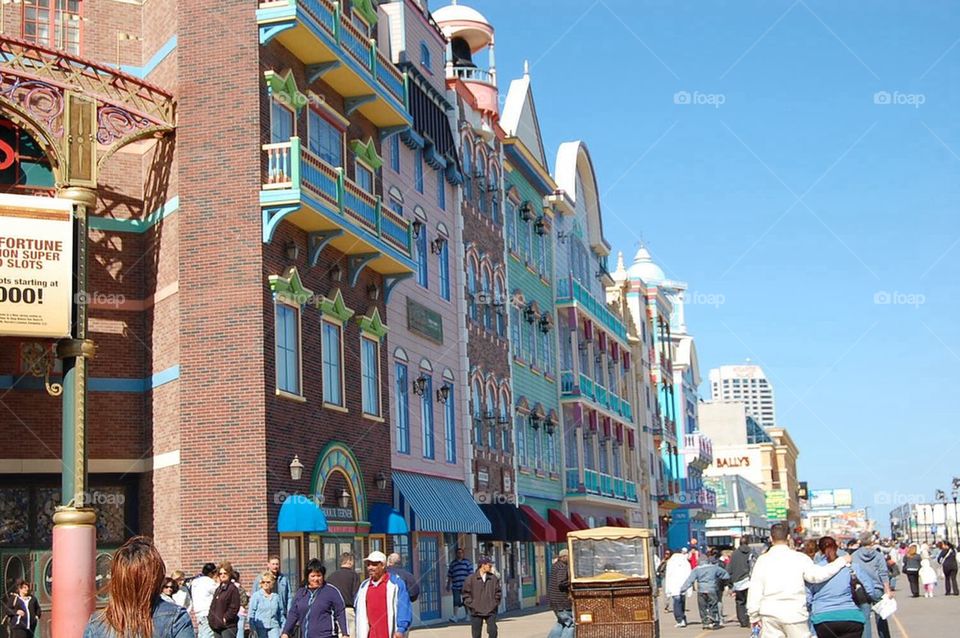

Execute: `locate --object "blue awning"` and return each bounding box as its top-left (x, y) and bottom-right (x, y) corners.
top-left (392, 471), bottom-right (492, 534)
top-left (277, 494), bottom-right (328, 533)
top-left (369, 503), bottom-right (409, 534)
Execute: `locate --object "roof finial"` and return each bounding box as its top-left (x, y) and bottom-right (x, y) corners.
top-left (616, 251), bottom-right (625, 272)
top-left (523, 59), bottom-right (529, 77)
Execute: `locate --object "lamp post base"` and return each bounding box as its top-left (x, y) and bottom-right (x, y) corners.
top-left (51, 507), bottom-right (97, 638)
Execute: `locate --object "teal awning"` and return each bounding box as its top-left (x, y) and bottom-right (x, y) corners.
top-left (392, 471), bottom-right (492, 534)
top-left (277, 494), bottom-right (328, 533)
top-left (369, 503), bottom-right (409, 534)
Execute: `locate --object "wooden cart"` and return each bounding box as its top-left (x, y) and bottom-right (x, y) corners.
top-left (567, 526), bottom-right (659, 638)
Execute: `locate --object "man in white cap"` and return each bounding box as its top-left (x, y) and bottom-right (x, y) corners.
top-left (353, 550), bottom-right (412, 638)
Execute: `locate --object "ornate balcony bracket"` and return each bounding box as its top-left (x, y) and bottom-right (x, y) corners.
top-left (379, 124), bottom-right (409, 142)
top-left (344, 94), bottom-right (376, 116)
top-left (307, 229), bottom-right (344, 266)
top-left (383, 272), bottom-right (414, 304)
top-left (263, 204), bottom-right (302, 243)
top-left (306, 61), bottom-right (341, 84)
top-left (259, 21), bottom-right (296, 46)
top-left (347, 252), bottom-right (380, 286)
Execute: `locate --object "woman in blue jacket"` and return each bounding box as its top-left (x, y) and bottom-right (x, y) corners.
top-left (280, 560), bottom-right (348, 638)
top-left (248, 572), bottom-right (286, 638)
top-left (806, 537), bottom-right (864, 638)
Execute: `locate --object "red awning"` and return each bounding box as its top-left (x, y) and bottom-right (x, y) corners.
top-left (627, 429), bottom-right (636, 449)
top-left (606, 516), bottom-right (619, 527)
top-left (570, 512), bottom-right (590, 529)
top-left (548, 509), bottom-right (580, 542)
top-left (588, 410), bottom-right (598, 432)
top-left (623, 352), bottom-right (631, 369)
top-left (601, 418), bottom-right (611, 439)
top-left (519, 505), bottom-right (558, 543)
top-left (616, 517), bottom-right (629, 528)
top-left (615, 423), bottom-right (624, 444)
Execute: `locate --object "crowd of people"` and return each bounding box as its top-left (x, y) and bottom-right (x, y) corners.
top-left (654, 525), bottom-right (959, 637)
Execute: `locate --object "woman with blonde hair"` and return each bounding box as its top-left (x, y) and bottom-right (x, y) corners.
top-left (902, 544), bottom-right (922, 597)
top-left (248, 572), bottom-right (286, 638)
top-left (83, 536), bottom-right (194, 637)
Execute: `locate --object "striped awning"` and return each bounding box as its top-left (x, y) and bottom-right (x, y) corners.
top-left (392, 471), bottom-right (492, 534)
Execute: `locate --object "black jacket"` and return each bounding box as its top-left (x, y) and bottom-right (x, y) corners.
top-left (387, 566), bottom-right (420, 602)
top-left (4, 593), bottom-right (41, 633)
top-left (461, 570), bottom-right (501, 617)
top-left (327, 567), bottom-right (361, 608)
top-left (726, 544), bottom-right (755, 584)
top-left (547, 559), bottom-right (571, 612)
top-left (208, 582), bottom-right (240, 631)
top-left (903, 554), bottom-right (922, 573)
top-left (939, 545), bottom-right (958, 571)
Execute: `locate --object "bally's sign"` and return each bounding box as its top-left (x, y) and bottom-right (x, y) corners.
top-left (716, 456), bottom-right (751, 468)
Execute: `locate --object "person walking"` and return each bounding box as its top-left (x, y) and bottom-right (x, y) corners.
top-left (546, 549), bottom-right (573, 638)
top-left (902, 545), bottom-right (922, 598)
top-left (664, 548), bottom-right (692, 628)
top-left (386, 553), bottom-right (420, 603)
top-left (726, 536), bottom-right (756, 628)
top-left (249, 572), bottom-right (286, 638)
top-left (281, 560), bottom-right (348, 638)
top-left (353, 551), bottom-right (412, 638)
top-left (747, 523), bottom-right (851, 638)
top-left (4, 580), bottom-right (41, 638)
top-left (919, 558), bottom-right (938, 597)
top-left (327, 553), bottom-right (361, 631)
top-left (264, 556), bottom-right (294, 613)
top-left (805, 536), bottom-right (864, 638)
top-left (679, 550), bottom-right (730, 630)
top-left (192, 563), bottom-right (220, 638)
top-left (851, 532), bottom-right (893, 638)
top-left (937, 540), bottom-right (958, 595)
top-left (446, 548), bottom-right (473, 623)
top-left (209, 563), bottom-right (242, 638)
top-left (461, 556), bottom-right (502, 638)
top-left (83, 536), bottom-right (194, 638)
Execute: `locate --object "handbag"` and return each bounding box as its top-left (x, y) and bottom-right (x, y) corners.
top-left (849, 568), bottom-right (874, 606)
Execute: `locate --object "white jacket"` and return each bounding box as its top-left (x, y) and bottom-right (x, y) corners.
top-left (664, 553), bottom-right (693, 597)
top-left (746, 544), bottom-right (847, 624)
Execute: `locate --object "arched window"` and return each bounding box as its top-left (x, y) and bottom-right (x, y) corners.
top-left (485, 387), bottom-right (497, 450)
top-left (494, 276), bottom-right (506, 337)
top-left (476, 148), bottom-right (487, 213)
top-left (489, 167), bottom-right (500, 224)
top-left (472, 379), bottom-right (483, 445)
top-left (466, 258), bottom-right (478, 322)
top-left (481, 267), bottom-right (492, 331)
top-left (462, 141), bottom-right (473, 199)
top-left (499, 388), bottom-right (511, 452)
top-left (420, 42), bottom-right (431, 70)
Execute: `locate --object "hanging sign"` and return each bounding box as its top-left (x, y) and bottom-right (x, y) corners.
top-left (0, 194), bottom-right (74, 338)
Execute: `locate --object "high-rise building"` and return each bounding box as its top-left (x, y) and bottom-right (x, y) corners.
top-left (708, 364), bottom-right (777, 428)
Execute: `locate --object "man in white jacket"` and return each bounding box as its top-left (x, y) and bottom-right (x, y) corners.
top-left (747, 524), bottom-right (852, 637)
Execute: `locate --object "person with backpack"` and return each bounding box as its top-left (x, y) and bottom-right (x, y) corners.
top-left (725, 536), bottom-right (756, 628)
top-left (851, 532), bottom-right (893, 638)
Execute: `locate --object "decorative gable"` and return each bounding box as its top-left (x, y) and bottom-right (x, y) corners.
top-left (352, 0), bottom-right (378, 26)
top-left (349, 138), bottom-right (383, 171)
top-left (315, 288), bottom-right (355, 322)
top-left (357, 306), bottom-right (389, 340)
top-left (269, 266), bottom-right (314, 305)
top-left (264, 70), bottom-right (306, 113)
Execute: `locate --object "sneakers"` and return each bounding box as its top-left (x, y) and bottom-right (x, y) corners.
top-left (674, 621), bottom-right (687, 627)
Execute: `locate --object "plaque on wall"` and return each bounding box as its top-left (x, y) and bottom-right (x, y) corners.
top-left (406, 297), bottom-right (443, 344)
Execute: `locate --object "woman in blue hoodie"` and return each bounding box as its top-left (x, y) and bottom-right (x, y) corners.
top-left (806, 536), bottom-right (864, 638)
top-left (280, 560), bottom-right (348, 638)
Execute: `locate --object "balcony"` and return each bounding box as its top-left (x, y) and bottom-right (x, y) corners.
top-left (257, 0), bottom-right (410, 128)
top-left (559, 371), bottom-right (634, 423)
top-left (261, 137), bottom-right (415, 276)
top-left (556, 276), bottom-right (628, 342)
top-left (683, 432), bottom-right (713, 469)
top-left (566, 469), bottom-right (639, 504)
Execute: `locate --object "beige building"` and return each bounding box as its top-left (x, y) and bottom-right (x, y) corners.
top-left (700, 401), bottom-right (801, 524)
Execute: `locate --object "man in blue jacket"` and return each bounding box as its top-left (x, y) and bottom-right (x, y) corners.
top-left (852, 532), bottom-right (893, 638)
top-left (680, 549), bottom-right (730, 630)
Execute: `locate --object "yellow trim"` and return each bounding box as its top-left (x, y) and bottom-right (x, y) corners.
top-left (504, 137), bottom-right (557, 191)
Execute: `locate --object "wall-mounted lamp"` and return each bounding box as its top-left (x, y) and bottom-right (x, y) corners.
top-left (412, 219), bottom-right (424, 238)
top-left (436, 383), bottom-right (451, 403)
top-left (289, 455), bottom-right (304, 481)
top-left (367, 283), bottom-right (380, 300)
top-left (529, 414), bottom-right (542, 430)
top-left (519, 201), bottom-right (534, 221)
top-left (538, 313), bottom-right (553, 333)
top-left (412, 375), bottom-right (428, 396)
top-left (285, 241), bottom-right (299, 261)
top-left (328, 264), bottom-right (343, 282)
top-left (484, 410), bottom-right (497, 427)
top-left (337, 489), bottom-right (351, 509)
top-left (534, 216), bottom-right (547, 236)
top-left (375, 471), bottom-right (388, 491)
top-left (556, 231), bottom-right (569, 244)
top-left (431, 236), bottom-right (447, 255)
top-left (523, 304), bottom-right (537, 324)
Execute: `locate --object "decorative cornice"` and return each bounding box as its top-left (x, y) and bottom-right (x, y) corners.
top-left (316, 288), bottom-right (356, 322)
top-left (269, 266), bottom-right (314, 305)
top-left (349, 137), bottom-right (383, 171)
top-left (357, 306), bottom-right (389, 340)
top-left (264, 69), bottom-right (306, 113)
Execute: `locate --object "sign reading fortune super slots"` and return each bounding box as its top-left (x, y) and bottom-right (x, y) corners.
top-left (0, 194), bottom-right (75, 338)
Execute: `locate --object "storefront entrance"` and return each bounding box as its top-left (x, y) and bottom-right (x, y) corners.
top-left (416, 535), bottom-right (441, 620)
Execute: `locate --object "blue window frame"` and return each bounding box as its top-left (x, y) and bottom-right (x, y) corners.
top-left (396, 363), bottom-right (410, 454)
top-left (437, 172), bottom-right (446, 210)
top-left (420, 42), bottom-right (431, 70)
top-left (307, 110), bottom-right (342, 166)
top-left (422, 375), bottom-right (435, 459)
top-left (439, 239), bottom-right (450, 301)
top-left (321, 320), bottom-right (342, 406)
top-left (416, 227), bottom-right (428, 288)
top-left (361, 337), bottom-right (380, 416)
top-left (355, 161), bottom-right (373, 193)
top-left (444, 385), bottom-right (456, 463)
top-left (275, 302), bottom-right (300, 395)
top-left (270, 99), bottom-right (294, 143)
top-left (415, 149), bottom-right (424, 193)
top-left (390, 134), bottom-right (400, 172)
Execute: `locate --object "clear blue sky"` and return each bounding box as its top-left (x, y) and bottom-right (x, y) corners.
top-left (451, 0), bottom-right (960, 528)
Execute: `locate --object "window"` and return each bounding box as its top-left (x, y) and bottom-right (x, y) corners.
top-left (598, 437), bottom-right (609, 474)
top-left (23, 0), bottom-right (81, 54)
top-left (505, 201), bottom-right (516, 252)
top-left (481, 270), bottom-right (492, 330)
top-left (389, 199), bottom-right (403, 215)
top-left (270, 100), bottom-right (294, 143)
top-left (489, 172), bottom-right (500, 224)
top-left (472, 381), bottom-right (483, 445)
top-left (420, 42), bottom-right (431, 70)
top-left (518, 207), bottom-right (531, 261)
top-left (462, 147), bottom-right (473, 199)
top-left (321, 321), bottom-right (342, 406)
top-left (537, 234), bottom-right (547, 275)
top-left (416, 226), bottom-right (428, 288)
top-left (523, 320), bottom-right (534, 363)
top-left (467, 262), bottom-right (477, 322)
top-left (415, 149), bottom-right (424, 193)
top-left (509, 306), bottom-right (521, 358)
top-left (390, 135), bottom-right (400, 172)
top-left (361, 337), bottom-right (380, 416)
top-left (355, 161), bottom-right (374, 193)
top-left (421, 375), bottom-right (434, 459)
top-left (494, 281), bottom-right (505, 337)
top-left (515, 413), bottom-right (526, 466)
top-left (308, 110), bottom-right (343, 166)
top-left (396, 363), bottom-right (410, 453)
top-left (532, 425), bottom-right (542, 470)
top-left (612, 442), bottom-right (622, 478)
top-left (438, 239), bottom-right (450, 301)
top-left (499, 392), bottom-right (510, 452)
top-left (539, 330), bottom-right (551, 372)
top-left (583, 431), bottom-right (596, 470)
top-left (437, 172), bottom-right (446, 210)
top-left (275, 302), bottom-right (300, 395)
top-left (486, 393), bottom-right (497, 450)
top-left (444, 384), bottom-right (456, 463)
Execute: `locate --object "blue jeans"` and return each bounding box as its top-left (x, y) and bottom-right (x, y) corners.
top-left (672, 595), bottom-right (686, 624)
top-left (198, 617), bottom-right (215, 638)
top-left (858, 602), bottom-right (890, 638)
top-left (547, 610), bottom-right (575, 638)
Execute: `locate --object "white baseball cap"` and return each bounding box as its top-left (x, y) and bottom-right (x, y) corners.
top-left (365, 551), bottom-right (387, 564)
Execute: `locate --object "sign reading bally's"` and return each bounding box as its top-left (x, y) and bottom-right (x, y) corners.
top-left (0, 194), bottom-right (75, 338)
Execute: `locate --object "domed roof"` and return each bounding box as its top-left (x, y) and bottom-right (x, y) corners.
top-left (627, 246), bottom-right (666, 284)
top-left (433, 3), bottom-right (491, 28)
